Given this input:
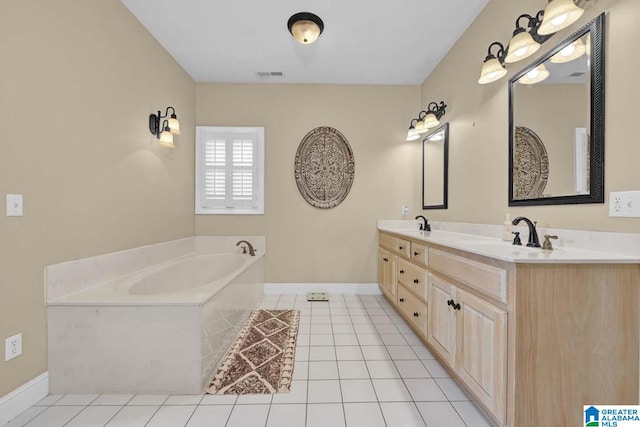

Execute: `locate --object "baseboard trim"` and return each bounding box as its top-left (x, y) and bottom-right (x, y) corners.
top-left (264, 283), bottom-right (382, 295)
top-left (0, 372), bottom-right (48, 426)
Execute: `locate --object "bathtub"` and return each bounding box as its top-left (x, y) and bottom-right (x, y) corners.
top-left (47, 237), bottom-right (265, 394)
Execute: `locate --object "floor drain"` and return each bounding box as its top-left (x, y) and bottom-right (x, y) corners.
top-left (307, 292), bottom-right (329, 302)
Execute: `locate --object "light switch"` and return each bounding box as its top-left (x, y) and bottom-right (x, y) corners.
top-left (6, 194), bottom-right (23, 217)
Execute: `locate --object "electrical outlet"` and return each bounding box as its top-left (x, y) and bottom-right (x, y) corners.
top-left (609, 191), bottom-right (640, 217)
top-left (5, 333), bottom-right (22, 361)
top-left (402, 204), bottom-right (409, 216)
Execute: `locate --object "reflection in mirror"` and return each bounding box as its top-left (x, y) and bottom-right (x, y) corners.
top-left (422, 123), bottom-right (448, 209)
top-left (509, 13), bottom-right (604, 206)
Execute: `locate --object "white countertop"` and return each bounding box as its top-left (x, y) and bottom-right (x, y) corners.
top-left (378, 225), bottom-right (640, 264)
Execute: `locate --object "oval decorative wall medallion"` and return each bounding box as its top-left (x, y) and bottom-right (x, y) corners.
top-left (294, 126), bottom-right (355, 209)
top-left (513, 126), bottom-right (549, 199)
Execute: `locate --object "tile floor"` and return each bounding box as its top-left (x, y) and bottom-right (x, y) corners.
top-left (6, 294), bottom-right (491, 427)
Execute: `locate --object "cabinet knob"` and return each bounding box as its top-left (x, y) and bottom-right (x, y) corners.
top-left (413, 278), bottom-right (419, 284)
top-left (399, 270), bottom-right (404, 274)
top-left (447, 299), bottom-right (454, 306)
top-left (414, 251), bottom-right (419, 256)
top-left (399, 246), bottom-right (404, 250)
top-left (399, 298), bottom-right (405, 303)
top-left (413, 312), bottom-right (419, 317)
top-left (453, 302), bottom-right (461, 311)
top-left (383, 258), bottom-right (388, 262)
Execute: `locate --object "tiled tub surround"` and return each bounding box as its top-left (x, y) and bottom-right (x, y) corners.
top-left (46, 237), bottom-right (265, 395)
top-left (377, 220), bottom-right (640, 426)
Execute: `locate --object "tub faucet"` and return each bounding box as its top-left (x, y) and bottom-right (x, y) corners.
top-left (511, 216), bottom-right (541, 248)
top-left (236, 240), bottom-right (256, 256)
top-left (415, 215), bottom-right (431, 231)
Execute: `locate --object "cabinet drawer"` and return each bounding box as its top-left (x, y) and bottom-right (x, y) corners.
top-left (397, 285), bottom-right (427, 334)
top-left (429, 248), bottom-right (508, 304)
top-left (410, 243), bottom-right (429, 267)
top-left (395, 238), bottom-right (411, 259)
top-left (397, 258), bottom-right (427, 300)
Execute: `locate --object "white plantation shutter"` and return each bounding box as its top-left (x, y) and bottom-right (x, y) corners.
top-left (196, 127), bottom-right (263, 214)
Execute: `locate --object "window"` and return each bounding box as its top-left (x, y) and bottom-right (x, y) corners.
top-left (195, 126), bottom-right (264, 214)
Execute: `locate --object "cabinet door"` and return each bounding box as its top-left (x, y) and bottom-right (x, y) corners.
top-left (427, 273), bottom-right (456, 366)
top-left (385, 254), bottom-right (397, 297)
top-left (377, 249), bottom-right (396, 298)
top-left (456, 288), bottom-right (507, 425)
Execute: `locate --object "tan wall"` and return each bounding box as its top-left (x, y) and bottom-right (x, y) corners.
top-left (195, 84), bottom-right (421, 283)
top-left (420, 0), bottom-right (640, 233)
top-left (0, 1), bottom-right (196, 397)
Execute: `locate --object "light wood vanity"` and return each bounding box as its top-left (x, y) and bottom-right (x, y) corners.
top-left (378, 229), bottom-right (640, 427)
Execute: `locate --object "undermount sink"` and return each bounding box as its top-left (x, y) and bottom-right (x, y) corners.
top-left (457, 239), bottom-right (545, 252)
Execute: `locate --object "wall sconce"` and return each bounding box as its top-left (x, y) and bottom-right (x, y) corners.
top-left (288, 12), bottom-right (324, 44)
top-left (149, 106), bottom-right (180, 148)
top-left (478, 0), bottom-right (585, 85)
top-left (406, 101), bottom-right (447, 141)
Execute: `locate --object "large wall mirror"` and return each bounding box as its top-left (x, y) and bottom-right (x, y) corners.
top-left (508, 13), bottom-right (604, 206)
top-left (422, 123), bottom-right (448, 209)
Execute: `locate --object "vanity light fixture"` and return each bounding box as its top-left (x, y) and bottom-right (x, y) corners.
top-left (288, 12), bottom-right (324, 44)
top-left (504, 12), bottom-right (547, 63)
top-left (538, 0), bottom-right (585, 35)
top-left (550, 38), bottom-right (586, 63)
top-left (149, 106), bottom-right (180, 148)
top-left (406, 102), bottom-right (447, 141)
top-left (478, 42), bottom-right (508, 84)
top-left (518, 63), bottom-right (550, 84)
top-left (406, 119), bottom-right (421, 141)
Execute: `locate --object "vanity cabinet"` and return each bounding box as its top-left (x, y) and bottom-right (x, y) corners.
top-left (378, 229), bottom-right (640, 427)
top-left (377, 248), bottom-right (396, 298)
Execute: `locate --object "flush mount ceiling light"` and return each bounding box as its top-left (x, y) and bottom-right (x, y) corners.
top-left (149, 106), bottom-right (180, 148)
top-left (478, 42), bottom-right (508, 84)
top-left (518, 63), bottom-right (550, 84)
top-left (288, 12), bottom-right (324, 44)
top-left (538, 0), bottom-right (585, 35)
top-left (405, 101), bottom-right (447, 141)
top-left (550, 38), bottom-right (586, 63)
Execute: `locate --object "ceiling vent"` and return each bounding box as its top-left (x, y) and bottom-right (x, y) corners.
top-left (256, 71), bottom-right (285, 80)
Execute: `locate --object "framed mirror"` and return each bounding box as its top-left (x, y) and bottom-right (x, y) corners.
top-left (508, 13), bottom-right (604, 206)
top-left (422, 123), bottom-right (449, 209)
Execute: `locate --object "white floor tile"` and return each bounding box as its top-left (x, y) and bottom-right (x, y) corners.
top-left (338, 360), bottom-right (370, 379)
top-left (331, 315), bottom-right (352, 324)
top-left (311, 316), bottom-right (332, 324)
top-left (435, 378), bottom-right (470, 401)
top-left (127, 395), bottom-right (168, 406)
top-left (415, 401), bottom-right (466, 427)
top-left (347, 308), bottom-right (366, 315)
top-left (380, 333), bottom-right (408, 346)
top-left (394, 360), bottom-right (432, 378)
top-left (371, 315), bottom-right (393, 324)
top-left (451, 401), bottom-right (492, 427)
top-left (92, 394), bottom-right (134, 406)
top-left (380, 402), bottom-right (427, 427)
top-left (199, 394), bottom-right (237, 405)
top-left (334, 334), bottom-right (359, 346)
top-left (366, 308), bottom-right (387, 316)
top-left (312, 308), bottom-right (330, 316)
top-left (293, 361), bottom-right (309, 380)
top-left (401, 333), bottom-right (424, 346)
top-left (366, 361), bottom-right (400, 378)
top-left (235, 393), bottom-right (272, 404)
top-left (266, 404), bottom-right (306, 427)
top-left (65, 406), bottom-right (121, 427)
top-left (6, 406), bottom-right (46, 426)
top-left (387, 345), bottom-right (419, 360)
top-left (297, 333), bottom-right (311, 346)
top-left (34, 395), bottom-right (62, 406)
top-left (332, 324), bottom-right (356, 334)
top-left (335, 346), bottom-right (363, 361)
top-left (185, 405), bottom-right (233, 427)
top-left (395, 323), bottom-right (414, 334)
top-left (411, 345), bottom-right (435, 359)
top-left (404, 379), bottom-right (448, 401)
top-left (105, 406), bottom-right (159, 427)
top-left (309, 361), bottom-right (339, 380)
top-left (344, 402), bottom-right (386, 427)
top-left (357, 334), bottom-right (384, 346)
top-left (53, 394), bottom-right (99, 406)
top-left (422, 359), bottom-right (451, 378)
top-left (295, 346), bottom-right (310, 362)
top-left (354, 324), bottom-right (378, 334)
top-left (306, 403), bottom-right (346, 427)
top-left (145, 405), bottom-right (196, 426)
top-left (371, 379), bottom-right (412, 402)
top-left (309, 346), bottom-right (336, 361)
top-left (330, 308), bottom-right (349, 316)
top-left (272, 380), bottom-right (308, 404)
top-left (225, 404), bottom-right (270, 427)
top-left (362, 346), bottom-right (391, 361)
top-left (163, 395), bottom-right (203, 405)
top-left (350, 315), bottom-right (372, 324)
top-left (310, 334), bottom-right (334, 346)
top-left (24, 406), bottom-right (85, 427)
top-left (307, 380), bottom-right (342, 403)
top-left (340, 379), bottom-right (377, 402)
top-left (375, 324), bottom-right (400, 334)
top-left (389, 315), bottom-right (405, 324)
top-left (310, 324), bottom-right (333, 334)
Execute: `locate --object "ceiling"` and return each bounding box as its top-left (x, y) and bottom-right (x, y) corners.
top-left (120, 0), bottom-right (489, 85)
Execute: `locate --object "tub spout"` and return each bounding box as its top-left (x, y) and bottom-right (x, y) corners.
top-left (236, 240), bottom-right (256, 256)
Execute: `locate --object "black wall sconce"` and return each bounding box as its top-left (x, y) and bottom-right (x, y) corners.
top-left (149, 106), bottom-right (180, 148)
top-left (478, 0), bottom-right (585, 85)
top-left (406, 101), bottom-right (447, 141)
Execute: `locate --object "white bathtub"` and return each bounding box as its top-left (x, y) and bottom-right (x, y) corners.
top-left (47, 237), bottom-right (265, 394)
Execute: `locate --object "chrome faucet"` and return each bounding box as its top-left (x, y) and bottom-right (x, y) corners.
top-left (511, 216), bottom-right (541, 248)
top-left (415, 215), bottom-right (431, 231)
top-left (236, 240), bottom-right (256, 256)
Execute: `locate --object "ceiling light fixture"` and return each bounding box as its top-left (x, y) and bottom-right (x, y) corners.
top-left (538, 0), bottom-right (585, 35)
top-left (406, 102), bottom-right (447, 141)
top-left (149, 106), bottom-right (180, 148)
top-left (288, 12), bottom-right (324, 44)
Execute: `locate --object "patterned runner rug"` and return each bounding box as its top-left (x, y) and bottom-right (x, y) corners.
top-left (206, 309), bottom-right (300, 395)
